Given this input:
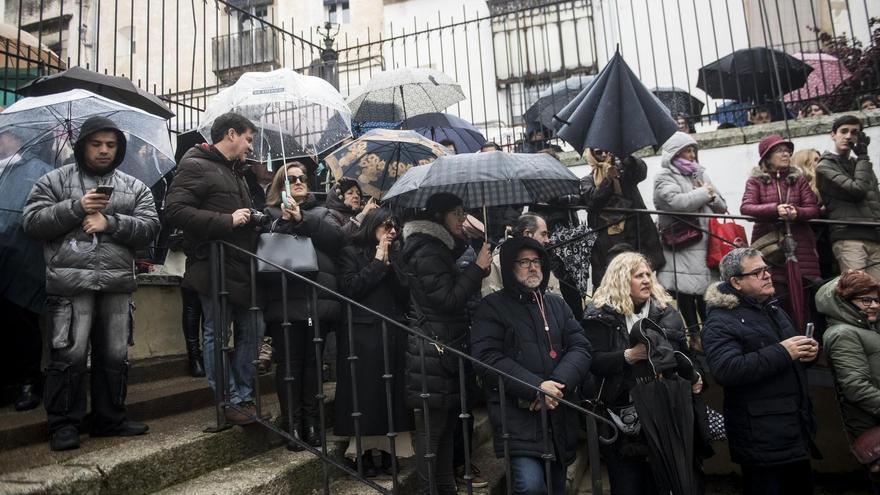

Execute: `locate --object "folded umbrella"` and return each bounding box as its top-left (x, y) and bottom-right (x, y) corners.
top-left (347, 67), bottom-right (466, 122)
top-left (553, 50), bottom-right (678, 158)
top-left (401, 112), bottom-right (486, 154)
top-left (324, 128), bottom-right (447, 199)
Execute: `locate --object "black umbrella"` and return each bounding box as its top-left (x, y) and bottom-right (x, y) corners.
top-left (651, 86), bottom-right (704, 117)
top-left (696, 47), bottom-right (813, 103)
top-left (553, 50), bottom-right (678, 158)
top-left (175, 129), bottom-right (207, 163)
top-left (523, 74), bottom-right (595, 135)
top-left (16, 66), bottom-right (175, 120)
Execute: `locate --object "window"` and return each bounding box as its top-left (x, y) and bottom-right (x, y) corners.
top-left (324, 0), bottom-right (350, 24)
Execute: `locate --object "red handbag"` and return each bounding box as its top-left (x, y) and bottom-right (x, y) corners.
top-left (706, 218), bottom-right (747, 268)
top-left (852, 426), bottom-right (880, 465)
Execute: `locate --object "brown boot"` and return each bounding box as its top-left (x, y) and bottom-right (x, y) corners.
top-left (224, 405), bottom-right (255, 426)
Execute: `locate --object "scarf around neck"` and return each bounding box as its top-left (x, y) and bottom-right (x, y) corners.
top-left (672, 157), bottom-right (700, 176)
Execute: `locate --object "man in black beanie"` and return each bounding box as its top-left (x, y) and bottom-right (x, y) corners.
top-left (23, 116), bottom-right (160, 451)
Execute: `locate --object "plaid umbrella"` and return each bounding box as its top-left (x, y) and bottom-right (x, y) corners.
top-left (401, 112), bottom-right (486, 154)
top-left (651, 86), bottom-right (704, 117)
top-left (382, 152), bottom-right (580, 209)
top-left (782, 53), bottom-right (852, 103)
top-left (347, 67), bottom-right (466, 122)
top-left (324, 128), bottom-right (448, 198)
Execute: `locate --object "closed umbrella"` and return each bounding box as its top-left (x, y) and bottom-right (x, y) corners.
top-left (783, 221), bottom-right (806, 333)
top-left (324, 128), bottom-right (447, 199)
top-left (553, 50), bottom-right (678, 158)
top-left (523, 74), bottom-right (595, 134)
top-left (401, 112), bottom-right (486, 154)
top-left (697, 47), bottom-right (813, 103)
top-left (347, 67), bottom-right (466, 122)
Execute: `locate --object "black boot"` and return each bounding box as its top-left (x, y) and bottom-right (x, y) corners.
top-left (14, 382), bottom-right (41, 411)
top-left (181, 288), bottom-right (205, 377)
top-left (304, 417), bottom-right (322, 447)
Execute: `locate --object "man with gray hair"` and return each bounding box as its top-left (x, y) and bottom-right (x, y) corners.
top-left (702, 247), bottom-right (819, 494)
top-left (481, 213), bottom-right (561, 297)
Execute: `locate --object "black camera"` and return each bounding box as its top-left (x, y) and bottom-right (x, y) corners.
top-left (248, 209), bottom-right (271, 228)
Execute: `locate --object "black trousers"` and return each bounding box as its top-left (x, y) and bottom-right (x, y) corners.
top-left (741, 460), bottom-right (813, 495)
top-left (670, 292), bottom-right (706, 337)
top-left (604, 450), bottom-right (657, 495)
top-left (270, 321), bottom-right (321, 425)
top-left (1, 297), bottom-right (42, 388)
top-left (414, 406), bottom-right (458, 495)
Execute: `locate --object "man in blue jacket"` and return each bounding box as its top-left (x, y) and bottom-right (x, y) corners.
top-left (702, 247), bottom-right (819, 494)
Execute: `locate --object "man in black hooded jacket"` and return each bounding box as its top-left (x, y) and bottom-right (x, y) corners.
top-left (23, 116), bottom-right (159, 451)
top-left (471, 236), bottom-right (592, 493)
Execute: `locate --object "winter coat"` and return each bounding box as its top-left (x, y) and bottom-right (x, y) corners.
top-left (323, 190), bottom-right (361, 238)
top-left (481, 244), bottom-right (561, 297)
top-left (654, 132), bottom-right (727, 295)
top-left (260, 194), bottom-right (344, 323)
top-left (471, 236), bottom-right (592, 464)
top-left (165, 144), bottom-right (258, 308)
top-left (817, 277), bottom-right (880, 441)
top-left (583, 299), bottom-right (688, 409)
top-left (816, 151), bottom-right (880, 243)
top-left (22, 117), bottom-right (159, 296)
top-left (399, 219), bottom-right (485, 409)
top-left (702, 282), bottom-right (816, 466)
top-left (333, 242), bottom-right (414, 436)
top-left (581, 156), bottom-right (664, 283)
top-left (740, 166), bottom-right (821, 284)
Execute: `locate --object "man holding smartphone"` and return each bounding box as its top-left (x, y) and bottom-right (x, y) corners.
top-left (22, 116), bottom-right (159, 451)
top-left (817, 115), bottom-right (880, 280)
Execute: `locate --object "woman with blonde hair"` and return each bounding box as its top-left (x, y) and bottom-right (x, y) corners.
top-left (584, 252), bottom-right (705, 495)
top-left (791, 148), bottom-right (822, 202)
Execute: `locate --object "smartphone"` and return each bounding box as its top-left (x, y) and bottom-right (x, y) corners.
top-left (805, 322), bottom-right (815, 340)
top-left (95, 185), bottom-right (115, 198)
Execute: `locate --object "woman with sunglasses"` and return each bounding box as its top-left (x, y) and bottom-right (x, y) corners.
top-left (334, 208), bottom-right (414, 476)
top-left (818, 270), bottom-right (880, 494)
top-left (263, 161), bottom-right (346, 450)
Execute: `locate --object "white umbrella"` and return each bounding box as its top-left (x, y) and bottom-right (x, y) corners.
top-left (346, 67), bottom-right (466, 122)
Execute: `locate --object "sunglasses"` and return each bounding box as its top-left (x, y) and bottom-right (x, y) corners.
top-left (287, 175), bottom-right (307, 184)
top-left (381, 220), bottom-right (398, 231)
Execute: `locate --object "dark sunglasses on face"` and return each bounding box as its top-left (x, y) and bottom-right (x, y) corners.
top-left (287, 175), bottom-right (307, 184)
top-left (382, 220), bottom-right (398, 231)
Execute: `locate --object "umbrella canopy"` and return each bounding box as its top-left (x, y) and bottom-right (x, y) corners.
top-left (0, 89), bottom-right (176, 187)
top-left (523, 74), bottom-right (596, 134)
top-left (324, 128), bottom-right (447, 199)
top-left (382, 152), bottom-right (580, 209)
top-left (17, 66), bottom-right (174, 119)
top-left (553, 51), bottom-right (678, 158)
top-left (347, 67), bottom-right (466, 122)
top-left (401, 112), bottom-right (486, 154)
top-left (175, 128), bottom-right (207, 163)
top-left (782, 52), bottom-right (852, 103)
top-left (697, 47), bottom-right (813, 102)
top-left (199, 68), bottom-right (352, 164)
top-left (651, 86), bottom-right (704, 117)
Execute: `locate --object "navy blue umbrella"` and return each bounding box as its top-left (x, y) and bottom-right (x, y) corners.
top-left (553, 50), bottom-right (678, 158)
top-left (401, 112), bottom-right (486, 154)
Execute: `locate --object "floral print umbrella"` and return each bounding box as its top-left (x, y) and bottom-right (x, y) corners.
top-left (324, 128), bottom-right (447, 199)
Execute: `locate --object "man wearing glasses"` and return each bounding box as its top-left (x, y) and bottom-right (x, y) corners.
top-left (702, 247), bottom-right (819, 494)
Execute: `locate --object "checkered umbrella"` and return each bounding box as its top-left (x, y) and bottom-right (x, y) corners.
top-left (381, 151), bottom-right (580, 209)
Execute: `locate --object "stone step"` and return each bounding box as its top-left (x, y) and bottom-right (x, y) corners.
top-left (0, 371), bottom-right (276, 453)
top-left (0, 384), bottom-right (336, 495)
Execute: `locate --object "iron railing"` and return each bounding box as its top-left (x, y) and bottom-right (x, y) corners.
top-left (207, 239), bottom-right (619, 494)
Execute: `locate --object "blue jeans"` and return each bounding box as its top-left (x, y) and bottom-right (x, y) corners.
top-left (199, 294), bottom-right (264, 405)
top-left (509, 456), bottom-right (566, 494)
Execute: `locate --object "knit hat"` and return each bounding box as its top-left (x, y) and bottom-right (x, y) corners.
top-left (425, 192), bottom-right (463, 218)
top-left (758, 134), bottom-right (793, 165)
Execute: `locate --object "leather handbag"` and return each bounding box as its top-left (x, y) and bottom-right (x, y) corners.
top-left (751, 229), bottom-right (785, 266)
top-left (661, 220), bottom-right (703, 249)
top-left (852, 426), bottom-right (880, 464)
top-left (256, 232), bottom-right (319, 273)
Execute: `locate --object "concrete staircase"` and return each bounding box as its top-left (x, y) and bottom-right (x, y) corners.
top-left (0, 355), bottom-right (512, 495)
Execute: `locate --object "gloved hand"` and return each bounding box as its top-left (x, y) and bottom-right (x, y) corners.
top-left (854, 131), bottom-right (871, 158)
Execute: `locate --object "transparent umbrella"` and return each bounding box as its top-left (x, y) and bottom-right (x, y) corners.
top-left (198, 68), bottom-right (352, 167)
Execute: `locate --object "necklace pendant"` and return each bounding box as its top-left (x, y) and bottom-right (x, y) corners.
top-left (549, 350), bottom-right (557, 359)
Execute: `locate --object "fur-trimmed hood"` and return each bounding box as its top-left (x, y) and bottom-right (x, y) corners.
top-left (402, 219), bottom-right (456, 250)
top-left (749, 165), bottom-right (804, 185)
top-left (704, 282), bottom-right (743, 310)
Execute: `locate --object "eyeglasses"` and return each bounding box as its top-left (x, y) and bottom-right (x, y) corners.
top-left (287, 175), bottom-right (307, 184)
top-left (736, 266), bottom-right (771, 279)
top-left (514, 258), bottom-right (542, 269)
top-left (450, 208), bottom-right (467, 218)
top-left (381, 220), bottom-right (398, 231)
top-left (853, 296), bottom-right (880, 306)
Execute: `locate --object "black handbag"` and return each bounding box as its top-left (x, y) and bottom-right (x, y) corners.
top-left (661, 220), bottom-right (703, 248)
top-left (256, 232), bottom-right (319, 273)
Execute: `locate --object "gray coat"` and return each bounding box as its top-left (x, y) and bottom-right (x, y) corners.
top-left (653, 132), bottom-right (726, 295)
top-left (22, 122), bottom-right (159, 295)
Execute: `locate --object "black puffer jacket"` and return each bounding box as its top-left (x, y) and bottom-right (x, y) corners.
top-left (816, 151), bottom-right (880, 243)
top-left (471, 236), bottom-right (592, 464)
top-left (583, 298), bottom-right (687, 408)
top-left (261, 194), bottom-right (344, 323)
top-left (702, 282), bottom-right (817, 466)
top-left (399, 219), bottom-right (485, 409)
top-left (23, 116), bottom-right (159, 296)
top-left (165, 143), bottom-right (257, 307)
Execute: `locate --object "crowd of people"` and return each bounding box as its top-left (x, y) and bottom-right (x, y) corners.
top-left (2, 107), bottom-right (880, 495)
